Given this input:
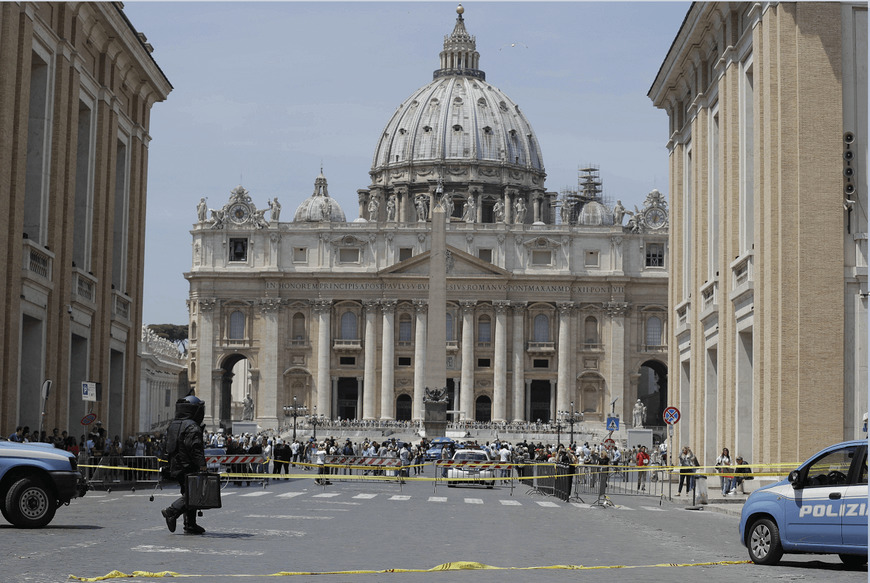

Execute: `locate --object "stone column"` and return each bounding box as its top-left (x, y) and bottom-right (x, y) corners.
top-left (549, 379), bottom-right (557, 422)
top-left (493, 300), bottom-right (510, 423)
top-left (413, 300), bottom-right (428, 421)
top-left (557, 302), bottom-right (573, 414)
top-left (512, 302), bottom-right (527, 423)
top-left (525, 379), bottom-right (533, 421)
top-left (459, 300), bottom-right (476, 418)
top-left (606, 301), bottom-right (630, 423)
top-left (610, 235), bottom-right (624, 273)
top-left (362, 300), bottom-right (379, 420)
top-left (380, 299), bottom-right (397, 420)
top-left (258, 298), bottom-right (282, 428)
top-left (356, 377), bottom-right (364, 419)
top-left (197, 299), bottom-right (217, 426)
top-left (313, 299), bottom-right (332, 418)
top-left (331, 377), bottom-right (338, 420)
top-left (533, 194), bottom-right (542, 224)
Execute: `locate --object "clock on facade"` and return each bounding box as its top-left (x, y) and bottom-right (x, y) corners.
top-left (228, 203), bottom-right (251, 224)
top-left (644, 207), bottom-right (667, 229)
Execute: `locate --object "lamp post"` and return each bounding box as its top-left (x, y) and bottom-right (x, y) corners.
top-left (309, 409), bottom-right (326, 441)
top-left (554, 418), bottom-right (563, 447)
top-left (558, 402), bottom-right (584, 447)
top-left (282, 396), bottom-right (308, 441)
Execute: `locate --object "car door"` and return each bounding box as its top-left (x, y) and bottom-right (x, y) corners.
top-left (784, 444), bottom-right (857, 550)
top-left (841, 445), bottom-right (868, 549)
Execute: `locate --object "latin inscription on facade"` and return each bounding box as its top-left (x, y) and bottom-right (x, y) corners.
top-left (265, 281), bottom-right (620, 294)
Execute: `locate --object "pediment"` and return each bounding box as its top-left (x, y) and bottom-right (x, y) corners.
top-left (380, 245), bottom-right (511, 277)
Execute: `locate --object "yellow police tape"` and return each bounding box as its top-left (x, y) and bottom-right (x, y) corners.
top-left (69, 559), bottom-right (752, 580)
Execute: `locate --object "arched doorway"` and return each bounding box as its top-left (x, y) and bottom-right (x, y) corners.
top-left (218, 353), bottom-right (250, 430)
top-left (529, 380), bottom-right (551, 422)
top-left (638, 360), bottom-right (668, 427)
top-left (396, 394), bottom-right (412, 421)
top-left (475, 395), bottom-right (492, 422)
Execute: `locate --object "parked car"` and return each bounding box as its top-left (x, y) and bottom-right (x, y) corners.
top-left (446, 449), bottom-right (495, 488)
top-left (738, 440), bottom-right (867, 566)
top-left (0, 441), bottom-right (87, 527)
top-left (425, 437), bottom-right (455, 461)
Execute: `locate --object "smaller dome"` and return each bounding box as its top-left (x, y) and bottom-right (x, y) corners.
top-left (293, 171), bottom-right (346, 223)
top-left (578, 201), bottom-right (612, 226)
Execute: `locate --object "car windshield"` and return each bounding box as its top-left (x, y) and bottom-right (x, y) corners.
top-left (454, 452), bottom-right (488, 462)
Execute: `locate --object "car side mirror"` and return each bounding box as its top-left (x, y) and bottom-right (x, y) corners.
top-left (788, 469), bottom-right (802, 489)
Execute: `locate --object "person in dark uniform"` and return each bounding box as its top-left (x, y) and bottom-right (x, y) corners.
top-left (161, 395), bottom-right (208, 534)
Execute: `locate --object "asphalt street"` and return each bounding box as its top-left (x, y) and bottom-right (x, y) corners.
top-left (1, 473), bottom-right (866, 583)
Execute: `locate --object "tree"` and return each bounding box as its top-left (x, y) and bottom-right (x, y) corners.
top-left (147, 324), bottom-right (189, 354)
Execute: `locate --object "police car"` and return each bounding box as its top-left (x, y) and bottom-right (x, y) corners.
top-left (738, 440), bottom-right (867, 566)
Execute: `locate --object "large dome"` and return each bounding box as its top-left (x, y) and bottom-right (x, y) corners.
top-left (372, 77), bottom-right (543, 171)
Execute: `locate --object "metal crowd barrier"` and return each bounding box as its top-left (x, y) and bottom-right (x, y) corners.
top-left (78, 455), bottom-right (160, 488)
top-left (205, 454), bottom-right (268, 486)
top-left (321, 455), bottom-right (405, 483)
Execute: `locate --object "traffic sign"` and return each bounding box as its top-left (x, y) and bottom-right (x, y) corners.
top-left (605, 416), bottom-right (619, 432)
top-left (603, 438), bottom-right (615, 449)
top-left (663, 406), bottom-right (681, 425)
top-left (81, 413), bottom-right (97, 426)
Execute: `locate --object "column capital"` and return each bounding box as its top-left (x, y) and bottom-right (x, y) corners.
top-left (605, 301), bottom-right (630, 317)
top-left (259, 298), bottom-right (282, 313)
top-left (413, 299), bottom-right (428, 313)
top-left (493, 300), bottom-right (511, 313)
top-left (311, 299), bottom-right (333, 313)
top-left (363, 299), bottom-right (380, 311)
top-left (511, 301), bottom-right (527, 312)
top-left (199, 298), bottom-right (218, 312)
top-left (460, 300), bottom-right (477, 313)
top-left (557, 301), bottom-right (575, 315)
top-left (380, 298), bottom-right (397, 313)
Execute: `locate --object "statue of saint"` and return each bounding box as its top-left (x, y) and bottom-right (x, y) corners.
top-left (493, 200), bottom-right (505, 223)
top-left (368, 196), bottom-right (380, 222)
top-left (386, 194), bottom-right (397, 221)
top-left (633, 399), bottom-right (647, 428)
top-left (197, 198), bottom-right (208, 222)
top-left (442, 192), bottom-right (454, 221)
top-left (514, 198), bottom-right (527, 224)
top-left (415, 194), bottom-right (429, 222)
top-left (243, 394), bottom-right (255, 421)
top-left (462, 197), bottom-right (476, 223)
top-left (612, 200), bottom-right (626, 225)
top-left (269, 197), bottom-right (281, 221)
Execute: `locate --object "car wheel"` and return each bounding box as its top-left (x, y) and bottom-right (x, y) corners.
top-left (487, 481), bottom-right (494, 489)
top-left (747, 518), bottom-right (783, 565)
top-left (839, 554), bottom-right (868, 568)
top-left (5, 476), bottom-right (56, 528)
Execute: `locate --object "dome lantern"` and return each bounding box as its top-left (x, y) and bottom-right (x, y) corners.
top-left (434, 4), bottom-right (484, 81)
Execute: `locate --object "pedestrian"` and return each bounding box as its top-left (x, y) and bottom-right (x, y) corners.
top-left (315, 441), bottom-right (330, 485)
top-left (732, 455), bottom-right (753, 494)
top-left (636, 445), bottom-right (650, 491)
top-left (715, 447), bottom-right (734, 496)
top-left (161, 395), bottom-right (209, 535)
top-left (677, 446), bottom-right (697, 495)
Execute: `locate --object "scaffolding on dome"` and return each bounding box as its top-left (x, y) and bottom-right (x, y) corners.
top-left (558, 165), bottom-right (613, 225)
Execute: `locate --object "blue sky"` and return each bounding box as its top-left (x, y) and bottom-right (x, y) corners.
top-left (124, 1), bottom-right (691, 325)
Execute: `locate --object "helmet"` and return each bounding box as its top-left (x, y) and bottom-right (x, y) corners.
top-left (175, 395), bottom-right (206, 424)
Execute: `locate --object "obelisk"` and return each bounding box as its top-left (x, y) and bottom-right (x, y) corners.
top-left (423, 194), bottom-right (449, 436)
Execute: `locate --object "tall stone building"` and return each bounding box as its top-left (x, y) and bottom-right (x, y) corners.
top-left (648, 2), bottom-right (868, 465)
top-left (0, 3), bottom-right (171, 438)
top-left (187, 7), bottom-right (669, 432)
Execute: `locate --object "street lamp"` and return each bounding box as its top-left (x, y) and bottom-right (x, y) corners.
top-left (554, 418), bottom-right (563, 447)
top-left (558, 402), bottom-right (584, 447)
top-left (282, 396), bottom-right (308, 441)
top-left (308, 409), bottom-right (326, 440)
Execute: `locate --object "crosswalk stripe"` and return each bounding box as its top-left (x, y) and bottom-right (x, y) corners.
top-left (465, 498), bottom-right (483, 504)
top-left (353, 493), bottom-right (377, 499)
top-left (389, 495), bottom-right (411, 501)
top-left (239, 491), bottom-right (270, 497)
top-left (275, 492), bottom-right (305, 498)
top-left (569, 503), bottom-right (592, 509)
top-left (535, 501), bottom-right (560, 507)
top-left (499, 500), bottom-right (521, 506)
top-left (312, 493), bottom-right (340, 498)
top-left (640, 506), bottom-right (666, 512)
top-left (429, 497), bottom-right (447, 503)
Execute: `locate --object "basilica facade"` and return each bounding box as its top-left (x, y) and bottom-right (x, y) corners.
top-left (186, 7), bottom-right (669, 432)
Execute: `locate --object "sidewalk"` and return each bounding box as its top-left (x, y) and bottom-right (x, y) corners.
top-left (668, 489), bottom-right (748, 517)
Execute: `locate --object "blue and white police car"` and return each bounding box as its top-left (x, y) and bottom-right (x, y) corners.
top-left (1, 441), bottom-right (87, 528)
top-left (738, 440), bottom-right (867, 566)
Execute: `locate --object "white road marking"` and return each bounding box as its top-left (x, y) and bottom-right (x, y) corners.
top-left (535, 501), bottom-right (560, 508)
top-left (465, 498), bottom-right (484, 504)
top-left (390, 495), bottom-right (411, 501)
top-left (275, 492), bottom-right (305, 498)
top-left (246, 514), bottom-right (333, 520)
top-left (570, 503), bottom-right (593, 509)
top-left (353, 493), bottom-right (377, 499)
top-left (312, 493), bottom-right (340, 498)
top-left (641, 506), bottom-right (666, 512)
top-left (429, 497), bottom-right (447, 502)
top-left (499, 500), bottom-right (521, 506)
top-left (239, 491), bottom-right (271, 497)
